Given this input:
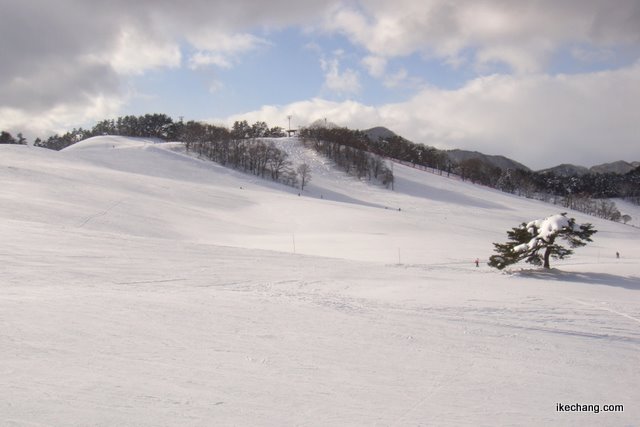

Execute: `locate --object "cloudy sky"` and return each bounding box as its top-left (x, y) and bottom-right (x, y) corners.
top-left (1, 0), bottom-right (639, 169)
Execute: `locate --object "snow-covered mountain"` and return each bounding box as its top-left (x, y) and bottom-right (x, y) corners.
top-left (2, 136), bottom-right (638, 426)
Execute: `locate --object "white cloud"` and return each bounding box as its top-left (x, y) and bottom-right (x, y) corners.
top-left (321, 58), bottom-right (361, 95)
top-left (0, 94), bottom-right (123, 139)
top-left (362, 57), bottom-right (420, 88)
top-left (220, 98), bottom-right (381, 131)
top-left (208, 80), bottom-right (225, 94)
top-left (474, 44), bottom-right (551, 74)
top-left (383, 68), bottom-right (409, 88)
top-left (323, 0), bottom-right (640, 73)
top-left (384, 64), bottom-right (640, 168)
top-left (221, 64), bottom-right (640, 169)
top-left (106, 28), bottom-right (182, 75)
top-left (571, 46), bottom-right (615, 63)
top-left (2, 0), bottom-right (639, 148)
top-left (361, 55), bottom-right (387, 78)
top-left (0, 1), bottom-right (325, 135)
top-left (187, 32), bottom-right (269, 70)
top-left (189, 52), bottom-right (234, 69)
top-left (187, 31), bottom-right (269, 53)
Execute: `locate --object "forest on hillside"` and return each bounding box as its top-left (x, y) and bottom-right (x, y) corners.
top-left (2, 113), bottom-right (638, 221)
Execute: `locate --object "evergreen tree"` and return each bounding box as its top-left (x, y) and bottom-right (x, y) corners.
top-left (0, 131), bottom-right (18, 144)
top-left (488, 213), bottom-right (596, 270)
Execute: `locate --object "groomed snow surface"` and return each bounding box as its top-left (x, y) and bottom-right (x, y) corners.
top-left (1, 136), bottom-right (639, 426)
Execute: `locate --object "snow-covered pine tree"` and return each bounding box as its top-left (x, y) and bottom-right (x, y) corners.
top-left (488, 213), bottom-right (596, 270)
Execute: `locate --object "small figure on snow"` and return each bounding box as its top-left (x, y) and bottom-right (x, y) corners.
top-left (616, 251), bottom-right (620, 259)
top-left (475, 258), bottom-right (479, 267)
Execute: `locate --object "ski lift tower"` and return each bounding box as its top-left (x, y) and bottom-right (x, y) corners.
top-left (286, 115), bottom-right (297, 137)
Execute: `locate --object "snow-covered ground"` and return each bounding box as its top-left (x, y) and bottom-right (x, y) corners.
top-left (1, 136), bottom-right (638, 426)
top-left (614, 197), bottom-right (640, 228)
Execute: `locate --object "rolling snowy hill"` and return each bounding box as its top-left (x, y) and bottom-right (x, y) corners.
top-left (1, 136), bottom-right (639, 426)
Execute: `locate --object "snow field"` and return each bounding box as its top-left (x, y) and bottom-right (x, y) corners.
top-left (1, 137), bottom-right (638, 426)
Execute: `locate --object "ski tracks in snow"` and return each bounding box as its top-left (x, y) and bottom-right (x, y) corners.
top-left (76, 199), bottom-right (124, 228)
top-left (563, 297), bottom-right (640, 325)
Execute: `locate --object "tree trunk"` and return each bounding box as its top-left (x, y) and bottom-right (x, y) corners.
top-left (543, 247), bottom-right (552, 269)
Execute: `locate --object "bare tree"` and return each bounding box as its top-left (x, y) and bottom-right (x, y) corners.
top-left (268, 144), bottom-right (290, 180)
top-left (297, 163), bottom-right (312, 190)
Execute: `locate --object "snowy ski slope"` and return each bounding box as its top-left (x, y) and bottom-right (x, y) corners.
top-left (1, 136), bottom-right (638, 426)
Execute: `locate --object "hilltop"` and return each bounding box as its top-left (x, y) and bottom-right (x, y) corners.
top-left (446, 148), bottom-right (531, 171)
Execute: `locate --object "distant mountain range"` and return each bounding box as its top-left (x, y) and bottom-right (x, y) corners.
top-left (363, 126), bottom-right (639, 175)
top-left (540, 160), bottom-right (640, 176)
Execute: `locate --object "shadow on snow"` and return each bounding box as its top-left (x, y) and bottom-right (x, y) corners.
top-left (513, 268), bottom-right (640, 290)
